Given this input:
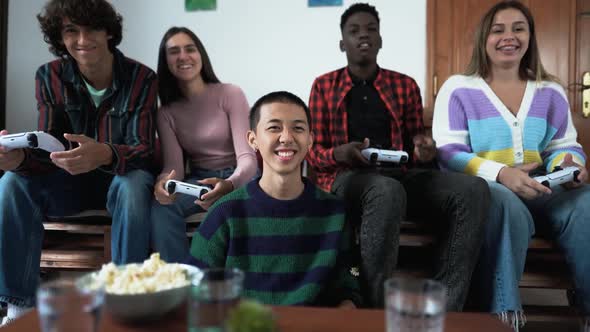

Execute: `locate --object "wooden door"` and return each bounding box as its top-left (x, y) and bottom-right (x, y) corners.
top-left (426, 0), bottom-right (590, 167)
top-left (571, 0), bottom-right (590, 169)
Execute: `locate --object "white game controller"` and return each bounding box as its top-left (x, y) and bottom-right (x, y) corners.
top-left (533, 166), bottom-right (581, 188)
top-left (0, 131), bottom-right (65, 153)
top-left (165, 180), bottom-right (212, 200)
top-left (361, 148), bottom-right (409, 164)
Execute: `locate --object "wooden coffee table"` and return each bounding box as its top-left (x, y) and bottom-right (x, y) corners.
top-left (2, 305), bottom-right (511, 332)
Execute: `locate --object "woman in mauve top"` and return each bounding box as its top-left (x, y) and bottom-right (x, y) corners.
top-left (150, 26), bottom-right (257, 262)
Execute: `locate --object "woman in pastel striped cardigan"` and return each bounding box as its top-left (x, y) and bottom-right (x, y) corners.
top-left (432, 1), bottom-right (590, 331)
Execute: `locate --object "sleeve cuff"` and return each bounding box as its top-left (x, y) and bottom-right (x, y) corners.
top-left (327, 147), bottom-right (339, 166)
top-left (98, 143), bottom-right (120, 174)
top-left (478, 160), bottom-right (507, 182)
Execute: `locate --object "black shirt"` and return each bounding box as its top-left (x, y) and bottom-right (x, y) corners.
top-left (346, 70), bottom-right (392, 148)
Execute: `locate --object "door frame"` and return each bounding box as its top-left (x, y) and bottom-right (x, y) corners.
top-left (425, 0), bottom-right (435, 120)
top-left (0, 0), bottom-right (8, 130)
top-left (574, 0), bottom-right (590, 115)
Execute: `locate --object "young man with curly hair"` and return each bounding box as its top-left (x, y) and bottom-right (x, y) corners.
top-left (0, 0), bottom-right (157, 324)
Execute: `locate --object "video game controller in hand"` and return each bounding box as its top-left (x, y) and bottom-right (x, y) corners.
top-left (0, 131), bottom-right (65, 152)
top-left (361, 148), bottom-right (409, 164)
top-left (165, 180), bottom-right (212, 200)
top-left (533, 166), bottom-right (581, 188)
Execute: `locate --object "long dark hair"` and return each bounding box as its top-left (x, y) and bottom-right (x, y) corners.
top-left (465, 0), bottom-right (554, 82)
top-left (157, 27), bottom-right (220, 106)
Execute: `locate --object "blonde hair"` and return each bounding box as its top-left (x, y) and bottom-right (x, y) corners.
top-left (465, 0), bottom-right (556, 82)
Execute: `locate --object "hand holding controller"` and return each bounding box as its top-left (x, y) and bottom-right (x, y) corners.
top-left (165, 180), bottom-right (212, 200)
top-left (361, 148), bottom-right (409, 164)
top-left (533, 166), bottom-right (581, 188)
top-left (0, 131), bottom-right (65, 152)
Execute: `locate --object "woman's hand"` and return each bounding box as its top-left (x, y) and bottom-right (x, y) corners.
top-left (560, 153), bottom-right (588, 189)
top-left (196, 177), bottom-right (234, 210)
top-left (497, 162), bottom-right (552, 200)
top-left (154, 170), bottom-right (176, 205)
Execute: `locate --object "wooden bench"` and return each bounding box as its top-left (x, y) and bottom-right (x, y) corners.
top-left (41, 212), bottom-right (573, 289)
top-left (41, 210), bottom-right (207, 270)
top-left (40, 208), bottom-right (576, 322)
top-left (393, 220), bottom-right (573, 290)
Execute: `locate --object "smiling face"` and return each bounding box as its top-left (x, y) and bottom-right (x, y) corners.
top-left (61, 17), bottom-right (112, 69)
top-left (485, 8), bottom-right (530, 70)
top-left (340, 12), bottom-right (382, 66)
top-left (165, 32), bottom-right (203, 83)
top-left (248, 102), bottom-right (313, 177)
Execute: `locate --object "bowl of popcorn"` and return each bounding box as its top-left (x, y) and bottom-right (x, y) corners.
top-left (77, 253), bottom-right (201, 321)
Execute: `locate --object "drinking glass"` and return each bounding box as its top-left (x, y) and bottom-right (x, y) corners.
top-left (37, 278), bottom-right (104, 332)
top-left (385, 277), bottom-right (446, 332)
top-left (188, 268), bottom-right (244, 332)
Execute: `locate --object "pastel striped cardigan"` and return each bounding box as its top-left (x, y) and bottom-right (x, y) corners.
top-left (432, 75), bottom-right (585, 181)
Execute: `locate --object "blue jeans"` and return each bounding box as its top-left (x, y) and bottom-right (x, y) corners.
top-left (150, 167), bottom-right (235, 263)
top-left (476, 181), bottom-right (590, 314)
top-left (0, 169), bottom-right (154, 307)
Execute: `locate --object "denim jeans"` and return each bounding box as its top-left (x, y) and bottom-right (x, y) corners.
top-left (476, 181), bottom-right (590, 315)
top-left (150, 167), bottom-right (235, 263)
top-left (0, 168), bottom-right (154, 307)
top-left (332, 168), bottom-right (489, 309)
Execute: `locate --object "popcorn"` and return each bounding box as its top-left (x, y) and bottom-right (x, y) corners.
top-left (91, 253), bottom-right (190, 294)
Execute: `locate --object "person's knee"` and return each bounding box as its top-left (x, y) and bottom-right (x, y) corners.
top-left (150, 203), bottom-right (171, 234)
top-left (554, 186), bottom-right (590, 233)
top-left (462, 175), bottom-right (491, 204)
top-left (358, 176), bottom-right (405, 238)
top-left (0, 172), bottom-right (33, 205)
top-left (570, 187), bottom-right (590, 216)
top-left (109, 170), bottom-right (153, 198)
top-left (365, 175), bottom-right (406, 209)
top-left (108, 170), bottom-right (154, 215)
top-left (488, 183), bottom-right (534, 238)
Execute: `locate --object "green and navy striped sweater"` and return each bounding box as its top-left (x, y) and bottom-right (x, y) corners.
top-left (188, 178), bottom-right (361, 306)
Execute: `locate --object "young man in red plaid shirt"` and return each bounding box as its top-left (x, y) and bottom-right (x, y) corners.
top-left (306, 3), bottom-right (490, 309)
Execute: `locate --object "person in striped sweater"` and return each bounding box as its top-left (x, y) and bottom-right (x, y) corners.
top-left (188, 91), bottom-right (361, 307)
top-left (432, 1), bottom-right (590, 330)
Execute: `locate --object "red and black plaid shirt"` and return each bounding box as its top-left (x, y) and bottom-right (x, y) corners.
top-left (306, 67), bottom-right (425, 192)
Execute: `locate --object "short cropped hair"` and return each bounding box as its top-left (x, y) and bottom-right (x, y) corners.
top-left (249, 91), bottom-right (311, 131)
top-left (340, 3), bottom-right (380, 30)
top-left (37, 0), bottom-right (123, 58)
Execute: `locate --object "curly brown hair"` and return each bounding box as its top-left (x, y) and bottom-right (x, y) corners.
top-left (37, 0), bottom-right (123, 58)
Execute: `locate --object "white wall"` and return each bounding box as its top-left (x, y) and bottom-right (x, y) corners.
top-left (6, 0), bottom-right (426, 132)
